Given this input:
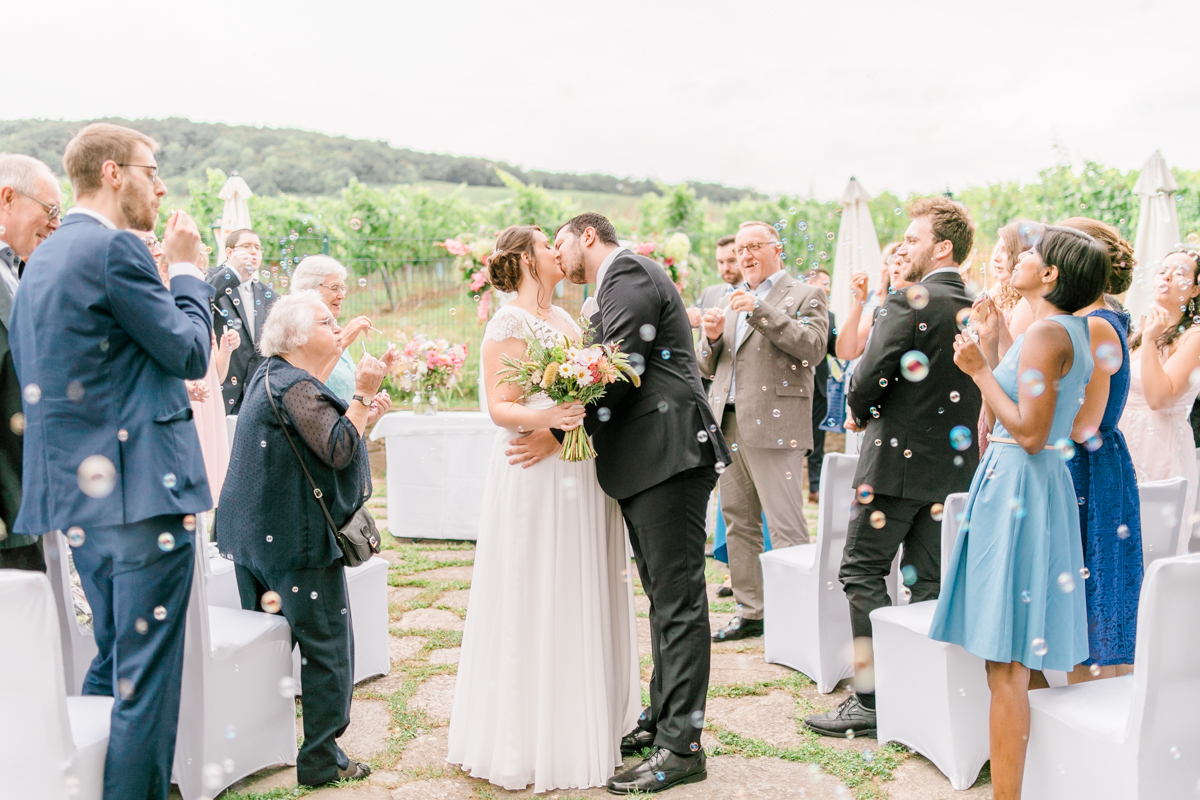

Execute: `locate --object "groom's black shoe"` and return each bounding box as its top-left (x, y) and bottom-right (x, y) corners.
top-left (619, 728), bottom-right (656, 757)
top-left (607, 747), bottom-right (706, 794)
top-left (711, 616), bottom-right (763, 641)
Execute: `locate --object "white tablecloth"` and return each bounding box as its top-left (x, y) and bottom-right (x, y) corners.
top-left (369, 411), bottom-right (498, 540)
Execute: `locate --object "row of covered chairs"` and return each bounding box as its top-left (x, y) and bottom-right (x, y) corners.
top-left (762, 451), bottom-right (1200, 797)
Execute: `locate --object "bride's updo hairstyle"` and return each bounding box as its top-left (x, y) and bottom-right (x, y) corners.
top-left (488, 225), bottom-right (543, 293)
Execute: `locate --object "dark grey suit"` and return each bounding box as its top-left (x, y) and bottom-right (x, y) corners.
top-left (0, 246), bottom-right (38, 570)
top-left (208, 265), bottom-right (278, 414)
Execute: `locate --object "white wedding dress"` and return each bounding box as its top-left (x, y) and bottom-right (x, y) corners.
top-left (447, 304), bottom-right (641, 793)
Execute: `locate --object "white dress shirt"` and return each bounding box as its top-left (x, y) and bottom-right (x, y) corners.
top-left (728, 268), bottom-right (787, 402)
top-left (580, 247), bottom-right (629, 318)
top-left (0, 239), bottom-right (19, 297)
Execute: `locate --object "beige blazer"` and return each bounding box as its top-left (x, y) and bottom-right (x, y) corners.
top-left (696, 272), bottom-right (829, 451)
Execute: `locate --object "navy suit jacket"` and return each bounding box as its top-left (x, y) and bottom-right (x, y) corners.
top-left (10, 213), bottom-right (216, 534)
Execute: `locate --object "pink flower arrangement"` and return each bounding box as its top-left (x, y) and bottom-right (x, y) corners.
top-left (390, 332), bottom-right (468, 400)
top-left (442, 238), bottom-right (471, 257)
top-left (635, 241), bottom-right (657, 256)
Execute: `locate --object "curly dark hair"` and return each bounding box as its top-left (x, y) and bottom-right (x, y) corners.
top-left (1059, 216), bottom-right (1136, 295)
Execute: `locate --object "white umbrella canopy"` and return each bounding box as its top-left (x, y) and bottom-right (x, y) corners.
top-left (215, 174), bottom-right (254, 260)
top-left (1126, 151), bottom-right (1181, 321)
top-left (830, 178), bottom-right (883, 325)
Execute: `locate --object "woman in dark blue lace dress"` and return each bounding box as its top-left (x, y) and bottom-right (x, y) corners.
top-left (1061, 217), bottom-right (1142, 680)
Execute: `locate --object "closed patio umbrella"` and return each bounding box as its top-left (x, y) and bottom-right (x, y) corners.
top-left (215, 173), bottom-right (254, 261)
top-left (830, 178), bottom-right (883, 324)
top-left (1126, 151), bottom-right (1181, 322)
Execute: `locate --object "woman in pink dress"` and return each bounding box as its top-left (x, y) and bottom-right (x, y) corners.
top-left (1119, 250), bottom-right (1200, 554)
top-left (137, 230), bottom-right (236, 503)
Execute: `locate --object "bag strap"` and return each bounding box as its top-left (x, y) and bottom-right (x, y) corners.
top-left (264, 362), bottom-right (342, 536)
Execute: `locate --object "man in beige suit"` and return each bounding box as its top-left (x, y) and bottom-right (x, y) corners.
top-left (697, 220), bottom-right (829, 640)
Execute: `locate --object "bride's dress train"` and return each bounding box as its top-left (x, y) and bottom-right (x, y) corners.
top-left (447, 305), bottom-right (641, 792)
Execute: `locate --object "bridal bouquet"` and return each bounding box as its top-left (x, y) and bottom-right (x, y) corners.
top-left (496, 330), bottom-right (640, 461)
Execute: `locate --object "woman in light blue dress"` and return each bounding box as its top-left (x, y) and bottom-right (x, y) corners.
top-left (929, 224), bottom-right (1110, 800)
top-left (292, 256), bottom-right (375, 401)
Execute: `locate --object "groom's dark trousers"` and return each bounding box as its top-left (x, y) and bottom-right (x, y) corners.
top-left (577, 247), bottom-right (730, 756)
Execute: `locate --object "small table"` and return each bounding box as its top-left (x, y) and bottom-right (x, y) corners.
top-left (369, 411), bottom-right (498, 541)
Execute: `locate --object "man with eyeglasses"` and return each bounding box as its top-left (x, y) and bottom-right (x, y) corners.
top-left (697, 220), bottom-right (828, 641)
top-left (207, 228), bottom-right (277, 414)
top-left (0, 153), bottom-right (62, 571)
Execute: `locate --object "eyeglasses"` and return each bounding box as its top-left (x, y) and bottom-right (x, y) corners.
top-left (16, 191), bottom-right (61, 222)
top-left (232, 243), bottom-right (263, 253)
top-left (138, 236), bottom-right (161, 250)
top-left (734, 241), bottom-right (779, 258)
top-left (320, 282), bottom-right (348, 294)
top-left (117, 163), bottom-right (160, 184)
top-left (317, 316), bottom-right (338, 328)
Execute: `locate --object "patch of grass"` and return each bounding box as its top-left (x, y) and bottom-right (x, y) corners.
top-left (218, 788), bottom-right (309, 800)
top-left (403, 763), bottom-right (448, 780)
top-left (704, 557), bottom-right (729, 585)
top-left (708, 600), bottom-right (737, 614)
top-left (707, 670), bottom-right (814, 699)
top-left (385, 543), bottom-right (474, 576)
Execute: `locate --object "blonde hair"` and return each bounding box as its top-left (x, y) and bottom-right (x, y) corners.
top-left (62, 123), bottom-right (158, 197)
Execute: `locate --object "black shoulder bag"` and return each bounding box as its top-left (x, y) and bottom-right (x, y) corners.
top-left (264, 363), bottom-right (380, 567)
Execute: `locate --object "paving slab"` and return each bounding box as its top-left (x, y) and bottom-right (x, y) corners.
top-left (428, 647), bottom-right (460, 665)
top-left (705, 690), bottom-right (803, 750)
top-left (398, 608), bottom-right (465, 632)
top-left (396, 728), bottom-right (450, 773)
top-left (886, 754), bottom-right (993, 799)
top-left (308, 783), bottom-right (392, 799)
top-left (338, 699), bottom-right (393, 760)
top-left (389, 777), bottom-right (476, 799)
top-left (416, 565), bottom-right (474, 582)
top-left (709, 652), bottom-right (794, 686)
top-left (387, 586), bottom-right (424, 607)
top-left (377, 550), bottom-right (406, 566)
top-left (423, 550), bottom-right (474, 563)
top-left (436, 589), bottom-right (471, 609)
top-left (390, 636), bottom-right (427, 663)
top-left (409, 674), bottom-right (457, 723)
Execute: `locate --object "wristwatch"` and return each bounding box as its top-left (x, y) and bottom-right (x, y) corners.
top-left (352, 394), bottom-right (372, 407)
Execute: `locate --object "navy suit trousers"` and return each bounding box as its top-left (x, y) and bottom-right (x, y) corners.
top-left (70, 514), bottom-right (194, 800)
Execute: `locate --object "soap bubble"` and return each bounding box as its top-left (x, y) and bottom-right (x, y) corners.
top-left (183, 514), bottom-right (196, 531)
top-left (950, 390), bottom-right (961, 403)
top-left (900, 350), bottom-right (930, 382)
top-left (22, 383), bottom-right (41, 404)
top-left (856, 484), bottom-right (875, 504)
top-left (1081, 428), bottom-right (1103, 452)
top-left (689, 709), bottom-right (705, 728)
top-left (1018, 221), bottom-right (1044, 248)
top-left (278, 676), bottom-right (298, 697)
top-left (158, 532), bottom-right (176, 552)
top-left (77, 455), bottom-right (117, 498)
top-left (901, 565), bottom-right (918, 586)
top-left (66, 526), bottom-right (85, 547)
top-left (955, 308), bottom-right (972, 331)
top-left (261, 591), bottom-right (282, 613)
top-left (597, 407), bottom-right (611, 422)
top-left (1117, 524), bottom-right (1130, 539)
top-left (696, 431), bottom-right (709, 443)
top-left (1095, 342), bottom-right (1122, 372)
top-left (135, 618), bottom-right (148, 634)
top-left (930, 503), bottom-right (944, 521)
top-left (949, 426), bottom-right (972, 451)
top-left (639, 324), bottom-right (656, 341)
top-left (1057, 571), bottom-right (1076, 593)
top-left (162, 472), bottom-right (177, 488)
top-left (117, 678), bottom-right (135, 699)
top-left (1020, 369), bottom-right (1046, 397)
top-left (1054, 438), bottom-right (1076, 460)
top-left (349, 218), bottom-right (362, 231)
top-left (202, 762), bottom-right (225, 791)
top-left (358, 277), bottom-right (367, 288)
top-left (1021, 590), bottom-right (1032, 603)
top-left (153, 605), bottom-right (167, 621)
top-left (714, 461), bottom-right (726, 475)
top-left (9, 413), bottom-right (24, 435)
top-left (1079, 567), bottom-right (1091, 580)
top-left (1031, 638), bottom-right (1048, 657)
top-left (1089, 663), bottom-right (1102, 677)
top-left (905, 285), bottom-right (930, 310)
top-left (869, 510), bottom-right (886, 529)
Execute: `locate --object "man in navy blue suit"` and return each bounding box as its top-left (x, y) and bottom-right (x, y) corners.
top-left (10, 123), bottom-right (215, 800)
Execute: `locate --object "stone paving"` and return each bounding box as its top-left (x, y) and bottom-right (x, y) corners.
top-left (220, 531), bottom-right (995, 799)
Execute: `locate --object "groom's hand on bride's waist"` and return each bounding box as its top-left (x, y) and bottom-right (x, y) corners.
top-left (506, 429), bottom-right (562, 468)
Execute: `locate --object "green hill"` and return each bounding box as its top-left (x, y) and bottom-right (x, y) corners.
top-left (0, 117), bottom-right (758, 203)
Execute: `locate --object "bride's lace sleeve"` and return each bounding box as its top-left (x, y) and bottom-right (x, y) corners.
top-left (484, 306), bottom-right (527, 344)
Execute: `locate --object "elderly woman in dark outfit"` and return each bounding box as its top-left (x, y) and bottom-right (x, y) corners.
top-left (216, 290), bottom-right (395, 787)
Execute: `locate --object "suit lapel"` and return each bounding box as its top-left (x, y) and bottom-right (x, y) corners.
top-left (734, 273), bottom-right (792, 354)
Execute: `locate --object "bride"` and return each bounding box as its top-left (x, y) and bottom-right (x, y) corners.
top-left (447, 224), bottom-right (641, 792)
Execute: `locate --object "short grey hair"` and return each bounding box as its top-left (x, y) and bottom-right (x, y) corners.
top-left (0, 153), bottom-right (57, 196)
top-left (258, 290), bottom-right (325, 357)
top-left (291, 255), bottom-right (347, 292)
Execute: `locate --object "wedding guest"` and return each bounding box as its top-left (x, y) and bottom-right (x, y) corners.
top-left (697, 220), bottom-right (829, 641)
top-left (976, 223), bottom-right (1031, 456)
top-left (217, 291), bottom-right (392, 787)
top-left (1119, 249), bottom-right (1200, 554)
top-left (687, 234), bottom-right (741, 328)
top-left (1058, 216), bottom-right (1141, 682)
top-left (135, 229), bottom-right (237, 503)
top-left (208, 228), bottom-right (277, 414)
top-left (834, 242), bottom-right (904, 362)
top-left (806, 197), bottom-right (980, 738)
top-left (291, 255), bottom-right (375, 402)
top-left (449, 225), bottom-right (640, 793)
top-left (806, 268), bottom-right (837, 504)
top-left (930, 225), bottom-right (1108, 800)
top-left (12, 122), bottom-right (214, 800)
top-left (0, 153), bottom-right (60, 571)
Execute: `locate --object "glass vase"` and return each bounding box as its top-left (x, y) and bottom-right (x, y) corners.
top-left (412, 394), bottom-right (436, 416)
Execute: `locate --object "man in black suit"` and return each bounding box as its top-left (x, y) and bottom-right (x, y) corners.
top-left (208, 228), bottom-right (277, 414)
top-left (556, 213), bottom-right (729, 794)
top-left (0, 153), bottom-right (62, 571)
top-left (805, 197), bottom-right (982, 738)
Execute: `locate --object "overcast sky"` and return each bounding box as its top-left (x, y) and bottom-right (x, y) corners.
top-left (7, 0), bottom-right (1195, 200)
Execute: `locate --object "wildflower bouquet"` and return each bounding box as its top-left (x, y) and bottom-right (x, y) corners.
top-left (496, 328), bottom-right (641, 461)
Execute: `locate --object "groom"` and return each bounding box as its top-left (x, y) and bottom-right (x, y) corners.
top-left (556, 213), bottom-right (729, 794)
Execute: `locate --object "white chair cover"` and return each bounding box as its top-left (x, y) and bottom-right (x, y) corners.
top-left (0, 571), bottom-right (112, 800)
top-left (1138, 477), bottom-right (1187, 568)
top-left (1024, 553), bottom-right (1200, 798)
top-left (290, 556), bottom-right (391, 686)
top-left (44, 531), bottom-right (99, 696)
top-left (225, 414), bottom-right (238, 449)
top-left (172, 519), bottom-right (297, 800)
top-left (872, 493), bottom-right (992, 791)
top-left (761, 453), bottom-right (859, 693)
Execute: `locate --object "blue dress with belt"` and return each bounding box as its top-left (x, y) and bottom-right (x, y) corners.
top-left (1066, 308), bottom-right (1142, 666)
top-left (929, 316), bottom-right (1092, 671)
